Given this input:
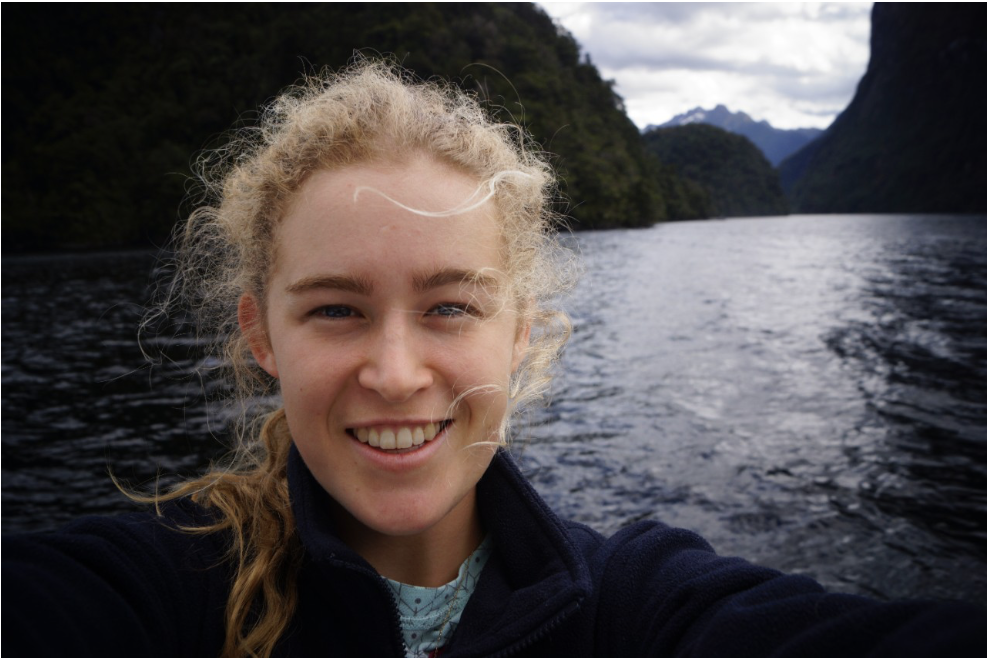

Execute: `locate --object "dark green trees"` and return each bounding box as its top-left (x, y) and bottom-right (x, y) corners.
top-left (643, 125), bottom-right (788, 218)
top-left (3, 3), bottom-right (693, 251)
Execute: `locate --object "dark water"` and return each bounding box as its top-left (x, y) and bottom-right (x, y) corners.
top-left (3, 214), bottom-right (985, 604)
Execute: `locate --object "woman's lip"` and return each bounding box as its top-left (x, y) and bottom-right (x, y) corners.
top-left (347, 420), bottom-right (451, 449)
top-left (347, 419), bottom-right (446, 430)
top-left (346, 420), bottom-right (448, 437)
top-left (348, 421), bottom-right (452, 472)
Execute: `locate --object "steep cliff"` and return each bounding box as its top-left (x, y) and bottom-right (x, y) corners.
top-left (780, 3), bottom-right (985, 213)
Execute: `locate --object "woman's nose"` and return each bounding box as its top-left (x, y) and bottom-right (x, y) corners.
top-left (357, 314), bottom-right (433, 402)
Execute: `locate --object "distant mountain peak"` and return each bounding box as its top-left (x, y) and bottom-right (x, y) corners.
top-left (646, 105), bottom-right (822, 167)
top-left (657, 105), bottom-right (755, 130)
top-left (675, 107), bottom-right (708, 125)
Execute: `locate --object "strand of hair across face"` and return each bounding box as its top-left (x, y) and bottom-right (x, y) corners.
top-left (352, 170), bottom-right (533, 218)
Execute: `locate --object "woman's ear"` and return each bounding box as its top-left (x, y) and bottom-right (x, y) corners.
top-left (238, 294), bottom-right (279, 379)
top-left (512, 321), bottom-right (532, 373)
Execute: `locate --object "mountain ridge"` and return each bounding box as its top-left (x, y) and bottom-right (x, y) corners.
top-left (647, 104), bottom-right (823, 166)
top-left (2, 3), bottom-right (712, 251)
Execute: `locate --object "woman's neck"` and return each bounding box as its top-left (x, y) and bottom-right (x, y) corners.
top-left (332, 488), bottom-right (484, 587)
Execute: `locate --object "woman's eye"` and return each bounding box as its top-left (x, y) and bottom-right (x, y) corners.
top-left (430, 303), bottom-right (472, 318)
top-left (315, 305), bottom-right (355, 319)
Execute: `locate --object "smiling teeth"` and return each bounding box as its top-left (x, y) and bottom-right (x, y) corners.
top-left (353, 423), bottom-right (442, 449)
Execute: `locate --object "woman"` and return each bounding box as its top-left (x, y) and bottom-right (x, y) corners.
top-left (3, 60), bottom-right (980, 657)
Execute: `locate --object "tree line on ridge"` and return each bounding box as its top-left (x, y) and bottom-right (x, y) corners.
top-left (5, 3), bottom-right (978, 253)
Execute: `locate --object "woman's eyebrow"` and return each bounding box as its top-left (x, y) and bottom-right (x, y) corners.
top-left (285, 274), bottom-right (373, 295)
top-left (283, 269), bottom-right (499, 295)
top-left (414, 268), bottom-right (501, 293)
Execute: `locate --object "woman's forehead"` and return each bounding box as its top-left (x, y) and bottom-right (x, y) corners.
top-left (269, 160), bottom-right (505, 286)
top-left (290, 156), bottom-right (485, 217)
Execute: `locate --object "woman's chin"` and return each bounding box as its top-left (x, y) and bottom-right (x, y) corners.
top-left (337, 485), bottom-right (481, 543)
top-left (353, 501), bottom-right (456, 538)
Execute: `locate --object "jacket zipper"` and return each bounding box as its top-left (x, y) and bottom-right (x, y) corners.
top-left (376, 575), bottom-right (409, 657)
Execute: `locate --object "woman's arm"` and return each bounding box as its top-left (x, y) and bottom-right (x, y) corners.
top-left (2, 505), bottom-right (230, 656)
top-left (590, 521), bottom-right (983, 656)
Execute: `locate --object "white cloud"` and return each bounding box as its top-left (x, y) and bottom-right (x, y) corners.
top-left (538, 2), bottom-right (872, 129)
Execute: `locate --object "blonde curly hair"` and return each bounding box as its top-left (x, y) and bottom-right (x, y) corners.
top-left (142, 58), bottom-right (576, 657)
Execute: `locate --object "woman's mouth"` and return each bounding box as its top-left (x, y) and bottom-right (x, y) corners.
top-left (348, 420), bottom-right (451, 451)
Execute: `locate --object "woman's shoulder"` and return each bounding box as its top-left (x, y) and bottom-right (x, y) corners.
top-left (559, 516), bottom-right (723, 574)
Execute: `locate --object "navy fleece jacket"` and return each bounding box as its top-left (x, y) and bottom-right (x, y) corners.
top-left (2, 448), bottom-right (982, 656)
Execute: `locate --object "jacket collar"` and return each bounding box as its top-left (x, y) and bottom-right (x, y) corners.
top-left (287, 444), bottom-right (591, 656)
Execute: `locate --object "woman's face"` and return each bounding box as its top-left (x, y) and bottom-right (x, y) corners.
top-left (243, 155), bottom-right (528, 538)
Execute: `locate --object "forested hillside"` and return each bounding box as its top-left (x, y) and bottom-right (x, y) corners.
top-left (643, 125), bottom-right (788, 218)
top-left (3, 3), bottom-right (712, 252)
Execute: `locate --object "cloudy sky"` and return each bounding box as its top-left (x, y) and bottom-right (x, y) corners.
top-left (537, 2), bottom-right (873, 130)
